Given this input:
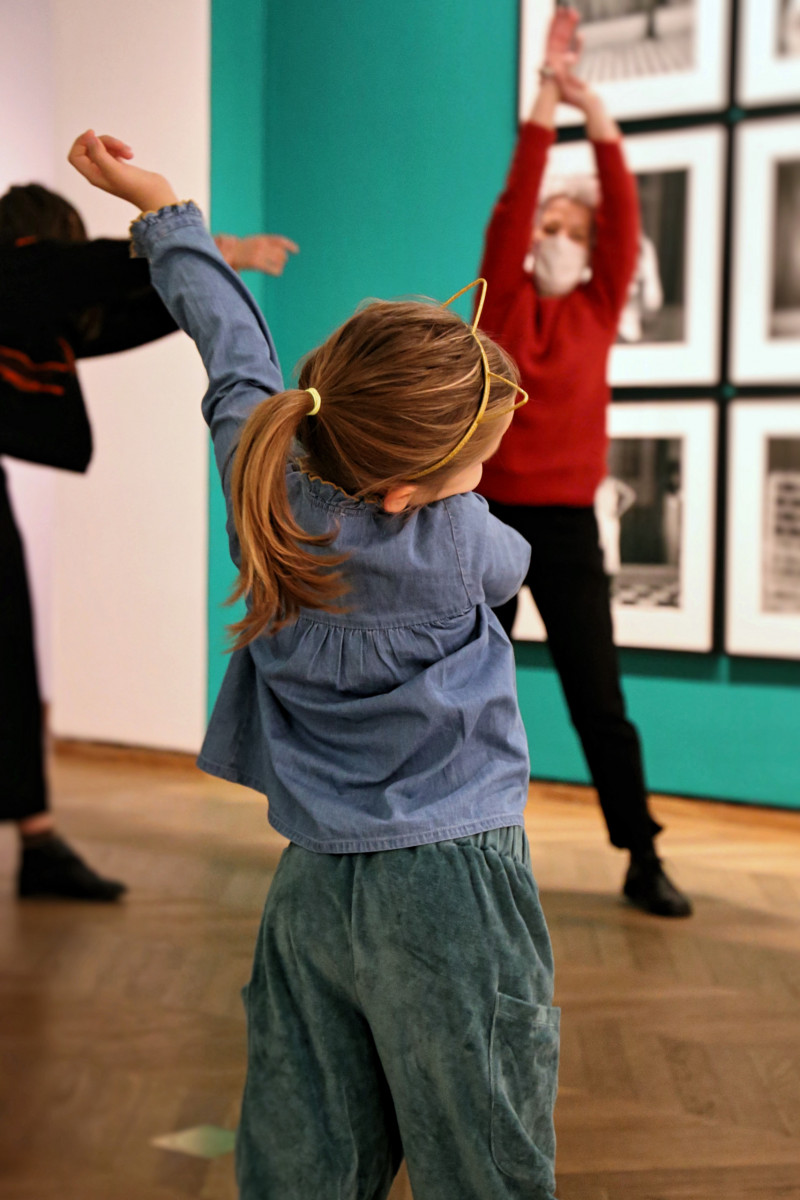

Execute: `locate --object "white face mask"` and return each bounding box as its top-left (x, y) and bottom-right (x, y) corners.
top-left (533, 233), bottom-right (590, 297)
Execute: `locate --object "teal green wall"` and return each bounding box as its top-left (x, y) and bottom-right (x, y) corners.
top-left (516, 643), bottom-right (800, 809)
top-left (210, 1), bottom-right (800, 810)
top-left (209, 0), bottom-right (271, 695)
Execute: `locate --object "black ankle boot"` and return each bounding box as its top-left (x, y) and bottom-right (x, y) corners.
top-left (18, 834), bottom-right (127, 901)
top-left (623, 849), bottom-right (692, 918)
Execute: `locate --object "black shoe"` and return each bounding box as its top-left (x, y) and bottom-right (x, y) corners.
top-left (623, 854), bottom-right (692, 918)
top-left (18, 834), bottom-right (127, 901)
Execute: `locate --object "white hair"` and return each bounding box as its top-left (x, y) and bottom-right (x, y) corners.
top-left (539, 172), bottom-right (601, 213)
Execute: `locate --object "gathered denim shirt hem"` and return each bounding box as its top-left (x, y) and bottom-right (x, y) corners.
top-left (197, 751), bottom-right (524, 853)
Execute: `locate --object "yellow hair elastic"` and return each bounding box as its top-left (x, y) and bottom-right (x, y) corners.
top-left (305, 387), bottom-right (322, 416)
top-left (408, 278), bottom-right (528, 479)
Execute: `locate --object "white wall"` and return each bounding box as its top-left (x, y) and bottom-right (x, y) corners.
top-left (1, 0), bottom-right (57, 698)
top-left (46, 0), bottom-right (211, 752)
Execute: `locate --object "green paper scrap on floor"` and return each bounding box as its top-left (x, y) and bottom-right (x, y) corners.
top-left (151, 1125), bottom-right (236, 1158)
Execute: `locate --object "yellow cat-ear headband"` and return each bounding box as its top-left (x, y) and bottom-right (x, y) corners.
top-left (408, 278), bottom-right (528, 479)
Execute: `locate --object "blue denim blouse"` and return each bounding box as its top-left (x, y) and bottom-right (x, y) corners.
top-left (132, 204), bottom-right (532, 853)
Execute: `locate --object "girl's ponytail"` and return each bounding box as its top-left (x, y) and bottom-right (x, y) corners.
top-left (227, 389), bottom-right (347, 649)
top-left (226, 298), bottom-right (522, 649)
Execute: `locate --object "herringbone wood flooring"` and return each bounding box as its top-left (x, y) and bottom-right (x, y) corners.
top-left (1, 745), bottom-right (798, 1199)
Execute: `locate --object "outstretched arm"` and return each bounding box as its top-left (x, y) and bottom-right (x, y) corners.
top-left (68, 130), bottom-right (286, 561)
top-left (584, 92), bottom-right (639, 319)
top-left (477, 10), bottom-right (583, 331)
top-left (214, 233), bottom-right (299, 276)
top-left (71, 231), bottom-right (300, 358)
top-left (549, 44), bottom-right (639, 320)
top-left (477, 122), bottom-right (553, 336)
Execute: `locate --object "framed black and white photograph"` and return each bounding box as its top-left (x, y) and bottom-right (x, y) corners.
top-left (512, 401), bottom-right (718, 651)
top-left (519, 0), bottom-right (731, 123)
top-left (726, 401), bottom-right (800, 659)
top-left (543, 127), bottom-right (725, 384)
top-left (738, 0), bottom-right (800, 106)
top-left (731, 118), bottom-right (800, 383)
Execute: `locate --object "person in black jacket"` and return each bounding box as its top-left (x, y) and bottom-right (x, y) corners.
top-left (0, 179), bottom-right (298, 900)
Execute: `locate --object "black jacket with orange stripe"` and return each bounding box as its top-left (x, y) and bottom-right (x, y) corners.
top-left (0, 236), bottom-right (177, 472)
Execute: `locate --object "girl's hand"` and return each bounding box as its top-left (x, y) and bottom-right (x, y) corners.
top-left (67, 130), bottom-right (178, 212)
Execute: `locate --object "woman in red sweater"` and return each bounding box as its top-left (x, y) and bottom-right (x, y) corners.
top-left (478, 8), bottom-right (691, 917)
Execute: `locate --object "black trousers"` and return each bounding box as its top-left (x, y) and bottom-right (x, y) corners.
top-left (0, 466), bottom-right (48, 821)
top-left (487, 501), bottom-right (661, 853)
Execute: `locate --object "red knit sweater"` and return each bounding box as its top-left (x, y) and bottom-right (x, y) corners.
top-left (477, 122), bottom-right (639, 508)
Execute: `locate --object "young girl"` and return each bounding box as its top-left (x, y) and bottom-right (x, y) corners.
top-left (68, 132), bottom-right (560, 1200)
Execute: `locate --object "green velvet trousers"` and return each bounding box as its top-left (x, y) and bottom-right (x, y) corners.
top-left (237, 826), bottom-right (559, 1199)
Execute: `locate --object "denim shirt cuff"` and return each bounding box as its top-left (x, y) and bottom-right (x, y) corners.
top-left (130, 200), bottom-right (205, 258)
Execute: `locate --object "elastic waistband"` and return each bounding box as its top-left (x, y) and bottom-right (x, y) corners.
top-left (287, 825), bottom-right (531, 867)
top-left (449, 825), bottom-right (530, 867)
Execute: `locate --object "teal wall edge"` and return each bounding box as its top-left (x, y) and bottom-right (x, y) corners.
top-left (209, 0), bottom-right (270, 700)
top-left (210, 0), bottom-right (800, 810)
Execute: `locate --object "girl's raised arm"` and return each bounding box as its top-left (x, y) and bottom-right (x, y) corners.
top-left (68, 131), bottom-right (286, 564)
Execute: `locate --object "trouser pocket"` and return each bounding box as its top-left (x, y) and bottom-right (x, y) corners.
top-left (490, 993), bottom-right (560, 1184)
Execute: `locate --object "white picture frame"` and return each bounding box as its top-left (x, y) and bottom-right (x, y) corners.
top-left (738, 0), bottom-right (800, 106)
top-left (542, 127), bottom-right (725, 384)
top-left (519, 0), bottom-right (731, 125)
top-left (731, 118), bottom-right (800, 384)
top-left (512, 401), bottom-right (718, 651)
top-left (726, 400), bottom-right (800, 660)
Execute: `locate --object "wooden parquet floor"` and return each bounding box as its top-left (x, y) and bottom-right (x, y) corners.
top-left (1, 746), bottom-right (799, 1200)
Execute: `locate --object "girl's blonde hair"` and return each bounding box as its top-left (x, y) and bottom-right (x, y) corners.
top-left (228, 299), bottom-right (520, 648)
